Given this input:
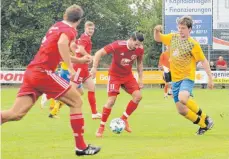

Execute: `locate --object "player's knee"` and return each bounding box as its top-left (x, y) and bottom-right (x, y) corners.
top-left (107, 99), bottom-right (116, 107)
top-left (177, 109), bottom-right (187, 116)
top-left (178, 95), bottom-right (188, 105)
top-left (71, 97), bottom-right (83, 108)
top-left (133, 94), bottom-right (142, 103)
top-left (176, 105), bottom-right (188, 116)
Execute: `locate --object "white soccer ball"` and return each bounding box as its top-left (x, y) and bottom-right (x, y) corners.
top-left (109, 118), bottom-right (126, 134)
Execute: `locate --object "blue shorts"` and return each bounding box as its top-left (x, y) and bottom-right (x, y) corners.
top-left (60, 69), bottom-right (70, 82)
top-left (171, 79), bottom-right (194, 103)
top-left (60, 69), bottom-right (82, 88)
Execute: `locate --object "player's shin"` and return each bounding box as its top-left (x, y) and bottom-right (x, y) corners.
top-left (185, 109), bottom-right (206, 128)
top-left (88, 91), bottom-right (97, 114)
top-left (121, 100), bottom-right (138, 120)
top-left (70, 113), bottom-right (87, 150)
top-left (186, 98), bottom-right (207, 120)
top-left (100, 107), bottom-right (112, 128)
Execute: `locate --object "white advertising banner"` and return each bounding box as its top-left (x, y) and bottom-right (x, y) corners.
top-left (213, 0), bottom-right (229, 50)
top-left (0, 71), bottom-right (24, 83)
top-left (195, 71), bottom-right (229, 83)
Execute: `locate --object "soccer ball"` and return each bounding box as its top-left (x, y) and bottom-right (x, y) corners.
top-left (109, 118), bottom-right (126, 134)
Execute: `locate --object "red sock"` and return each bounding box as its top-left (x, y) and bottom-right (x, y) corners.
top-left (121, 100), bottom-right (138, 120)
top-left (70, 113), bottom-right (87, 150)
top-left (164, 84), bottom-right (168, 94)
top-left (100, 107), bottom-right (112, 128)
top-left (88, 91), bottom-right (97, 114)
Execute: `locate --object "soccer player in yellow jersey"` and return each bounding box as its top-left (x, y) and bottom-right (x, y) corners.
top-left (49, 62), bottom-right (84, 118)
top-left (154, 16), bottom-right (214, 135)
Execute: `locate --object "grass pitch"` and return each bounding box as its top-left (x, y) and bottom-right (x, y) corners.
top-left (1, 88), bottom-right (229, 159)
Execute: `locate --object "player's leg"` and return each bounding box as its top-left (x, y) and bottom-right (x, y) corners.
top-left (49, 68), bottom-right (70, 117)
top-left (120, 76), bottom-right (142, 133)
top-left (49, 98), bottom-right (56, 110)
top-left (44, 71), bottom-right (100, 156)
top-left (173, 79), bottom-right (213, 135)
top-left (84, 76), bottom-right (101, 119)
top-left (49, 101), bottom-right (64, 119)
top-left (164, 82), bottom-right (169, 98)
top-left (1, 95), bottom-right (35, 124)
top-left (96, 95), bottom-right (117, 137)
top-left (40, 94), bottom-right (48, 108)
top-left (96, 76), bottom-right (121, 137)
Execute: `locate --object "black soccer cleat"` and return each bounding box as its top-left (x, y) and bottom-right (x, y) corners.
top-left (196, 127), bottom-right (208, 135)
top-left (196, 116), bottom-right (214, 135)
top-left (205, 116), bottom-right (214, 130)
top-left (75, 144), bottom-right (101, 156)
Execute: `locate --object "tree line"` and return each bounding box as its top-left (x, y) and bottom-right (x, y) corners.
top-left (1, 0), bottom-right (162, 69)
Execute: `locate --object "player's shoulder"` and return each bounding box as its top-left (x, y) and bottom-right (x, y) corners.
top-left (80, 33), bottom-right (91, 40)
top-left (136, 45), bottom-right (144, 53)
top-left (116, 40), bottom-right (127, 46)
top-left (188, 37), bottom-right (201, 48)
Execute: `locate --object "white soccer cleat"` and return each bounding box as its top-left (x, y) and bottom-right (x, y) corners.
top-left (92, 113), bottom-right (102, 120)
top-left (40, 94), bottom-right (48, 109)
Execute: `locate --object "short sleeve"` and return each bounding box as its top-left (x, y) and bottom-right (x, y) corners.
top-left (160, 33), bottom-right (173, 46)
top-left (191, 43), bottom-right (205, 62)
top-left (61, 29), bottom-right (77, 42)
top-left (103, 41), bottom-right (119, 54)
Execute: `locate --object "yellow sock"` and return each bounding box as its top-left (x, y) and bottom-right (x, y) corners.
top-left (185, 109), bottom-right (206, 128)
top-left (186, 98), bottom-right (207, 119)
top-left (49, 98), bottom-right (56, 109)
top-left (50, 101), bottom-right (61, 116)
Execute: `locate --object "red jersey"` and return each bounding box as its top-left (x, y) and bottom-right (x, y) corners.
top-left (73, 33), bottom-right (92, 70)
top-left (104, 40), bottom-right (144, 77)
top-left (216, 60), bottom-right (227, 67)
top-left (27, 21), bottom-right (77, 72)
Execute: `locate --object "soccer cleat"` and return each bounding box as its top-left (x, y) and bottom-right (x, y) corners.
top-left (123, 119), bottom-right (132, 133)
top-left (75, 144), bottom-right (101, 156)
top-left (48, 114), bottom-right (60, 119)
top-left (92, 113), bottom-right (102, 120)
top-left (205, 116), bottom-right (214, 130)
top-left (196, 116), bottom-right (214, 135)
top-left (96, 127), bottom-right (105, 137)
top-left (196, 127), bottom-right (208, 135)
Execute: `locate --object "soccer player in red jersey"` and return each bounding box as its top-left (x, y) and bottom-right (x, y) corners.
top-left (90, 32), bottom-right (144, 137)
top-left (71, 21), bottom-right (101, 119)
top-left (1, 5), bottom-right (100, 156)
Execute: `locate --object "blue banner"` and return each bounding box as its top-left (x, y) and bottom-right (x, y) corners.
top-left (165, 15), bottom-right (212, 45)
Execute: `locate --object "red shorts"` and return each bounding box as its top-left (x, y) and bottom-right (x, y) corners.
top-left (17, 69), bottom-right (71, 102)
top-left (107, 74), bottom-right (139, 96)
top-left (73, 67), bottom-right (91, 84)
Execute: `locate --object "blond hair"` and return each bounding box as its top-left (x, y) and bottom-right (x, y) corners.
top-left (85, 21), bottom-right (95, 28)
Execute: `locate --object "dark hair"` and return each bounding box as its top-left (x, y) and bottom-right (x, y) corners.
top-left (65, 5), bottom-right (84, 23)
top-left (178, 16), bottom-right (193, 29)
top-left (130, 32), bottom-right (144, 42)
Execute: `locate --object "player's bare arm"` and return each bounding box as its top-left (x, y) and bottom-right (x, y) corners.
top-left (91, 48), bottom-right (107, 78)
top-left (70, 55), bottom-right (91, 64)
top-left (77, 45), bottom-right (90, 56)
top-left (154, 25), bottom-right (163, 42)
top-left (137, 54), bottom-right (144, 89)
top-left (200, 58), bottom-right (214, 89)
top-left (58, 33), bottom-right (75, 77)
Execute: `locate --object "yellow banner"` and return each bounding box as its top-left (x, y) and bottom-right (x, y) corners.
top-left (95, 71), bottom-right (164, 84)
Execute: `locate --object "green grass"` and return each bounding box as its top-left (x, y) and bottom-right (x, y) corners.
top-left (1, 88), bottom-right (229, 159)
